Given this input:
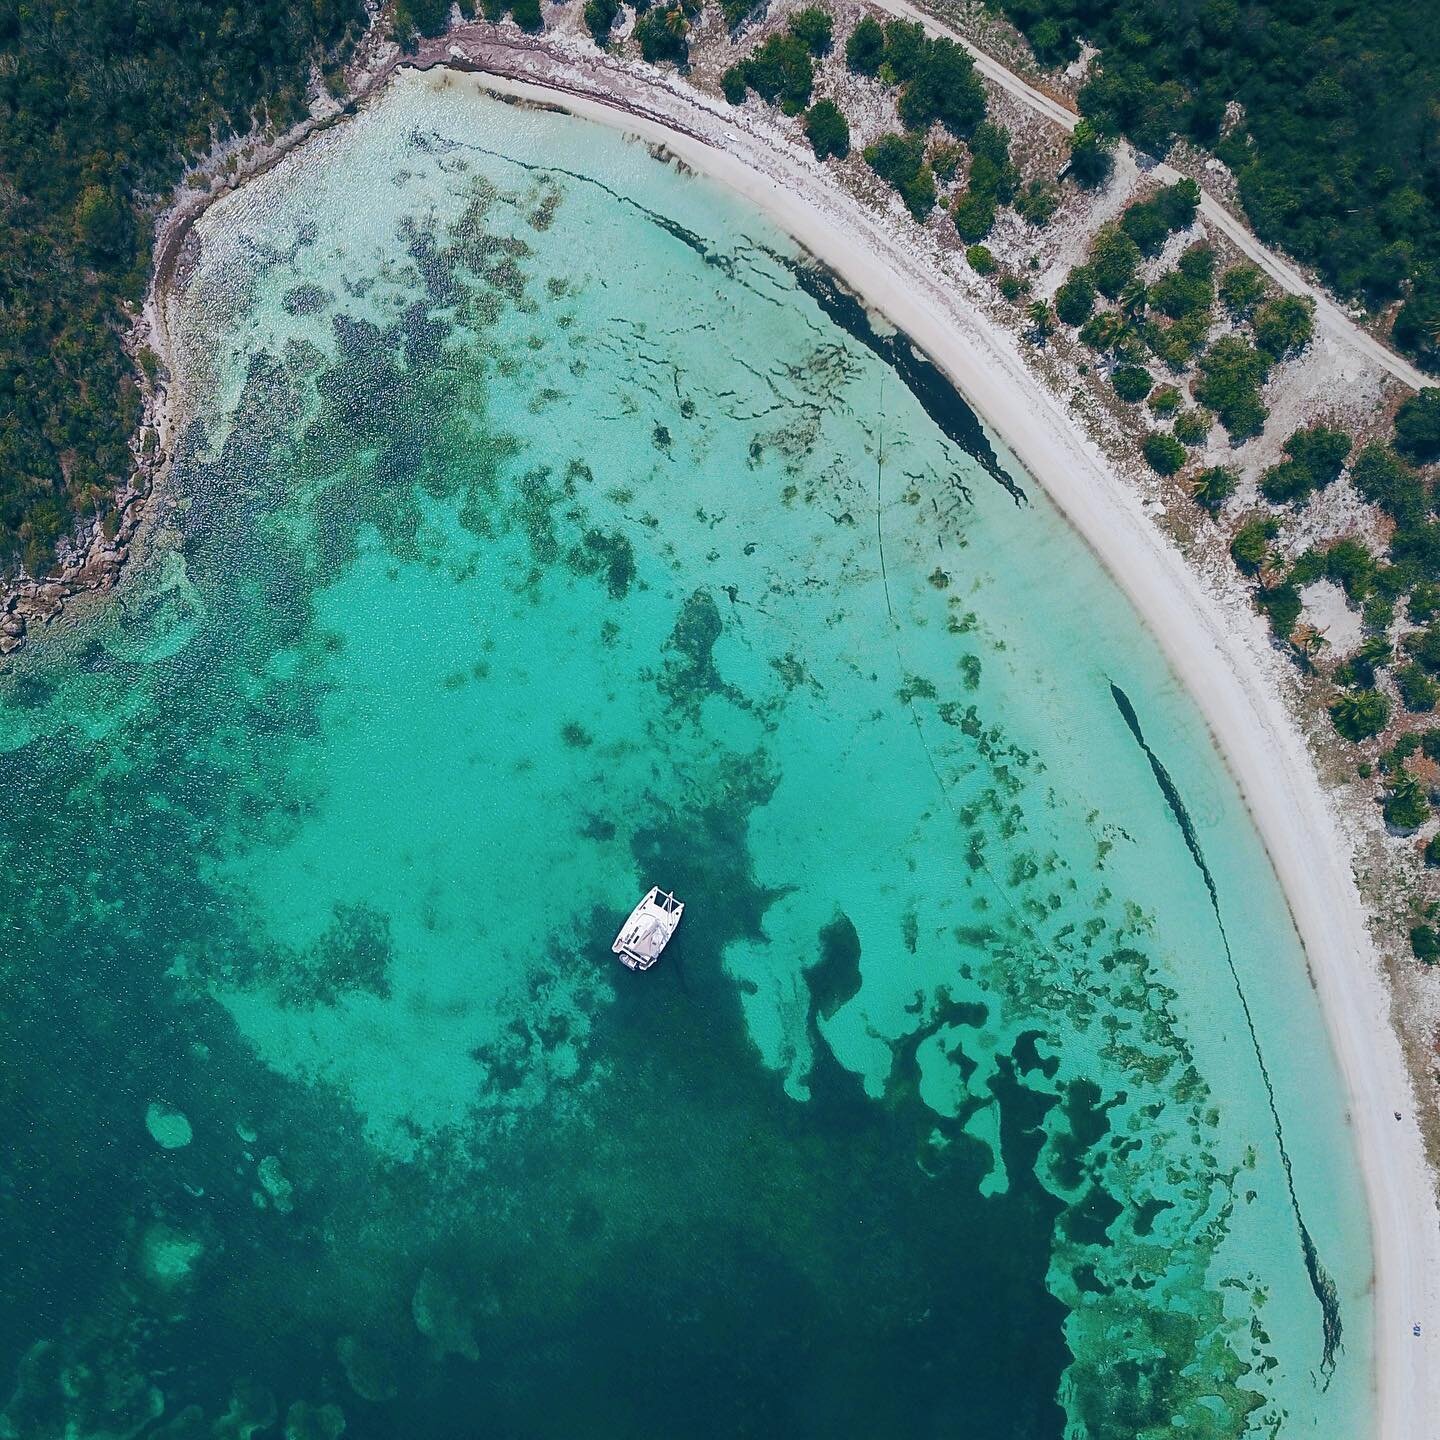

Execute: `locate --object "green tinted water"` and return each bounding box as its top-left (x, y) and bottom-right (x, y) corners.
top-left (0, 70), bottom-right (1373, 1438)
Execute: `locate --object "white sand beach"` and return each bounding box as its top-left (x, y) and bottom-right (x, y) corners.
top-left (427, 36), bottom-right (1440, 1435)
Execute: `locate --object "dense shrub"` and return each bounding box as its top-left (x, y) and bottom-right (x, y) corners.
top-left (1218, 263), bottom-right (1267, 319)
top-left (1330, 688), bottom-right (1391, 741)
top-left (1112, 364), bottom-right (1153, 403)
top-left (1258, 425), bottom-right (1352, 504)
top-left (1090, 227), bottom-right (1142, 299)
top-left (1143, 431), bottom-right (1186, 474)
top-left (1055, 270), bottom-right (1096, 325)
top-left (0, 0), bottom-right (368, 573)
top-left (727, 28), bottom-right (816, 113)
top-left (1192, 465), bottom-right (1238, 513)
top-left (1257, 581), bottom-right (1302, 639)
top-left (953, 192), bottom-right (996, 242)
top-left (1147, 385), bottom-right (1181, 416)
top-left (1067, 120), bottom-right (1114, 188)
top-left (1230, 515), bottom-right (1278, 574)
top-left (585, 0), bottom-right (621, 39)
top-left (804, 101), bottom-right (849, 160)
top-left (864, 133), bottom-right (936, 220)
top-left (990, 0), bottom-right (1440, 371)
top-left (1195, 336), bottom-right (1270, 440)
top-left (1395, 389), bottom-right (1440, 464)
top-left (845, 14), bottom-right (885, 74)
top-left (894, 33), bottom-right (987, 136)
top-left (1120, 179), bottom-right (1200, 255)
top-left (634, 4), bottom-right (690, 64)
top-left (1253, 294), bottom-right (1316, 360)
top-left (1397, 664), bottom-right (1440, 713)
top-left (1383, 774), bottom-right (1432, 829)
top-left (1351, 443), bottom-right (1426, 524)
top-left (1172, 408), bottom-right (1210, 446)
top-left (1411, 925), bottom-right (1440, 963)
top-left (966, 244), bottom-right (997, 274)
top-left (1325, 539), bottom-right (1377, 601)
top-left (1015, 180), bottom-right (1060, 226)
top-left (789, 6), bottom-right (833, 55)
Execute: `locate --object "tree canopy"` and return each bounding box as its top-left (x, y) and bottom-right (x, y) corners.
top-left (991, 0), bottom-right (1440, 372)
top-left (0, 0), bottom-right (366, 576)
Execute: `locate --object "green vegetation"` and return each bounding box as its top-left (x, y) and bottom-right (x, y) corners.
top-left (1252, 295), bottom-right (1315, 361)
top-left (788, 6), bottom-right (834, 55)
top-left (1191, 465), bottom-right (1237, 514)
top-left (1397, 664), bottom-right (1440, 713)
top-left (952, 122), bottom-right (1018, 243)
top-left (1395, 389), bottom-right (1440, 464)
top-left (1257, 425), bottom-right (1352, 505)
top-left (585, 0), bottom-right (622, 41)
top-left (844, 14), bottom-right (885, 75)
top-left (1383, 774), bottom-right (1432, 830)
top-left (1411, 925), bottom-right (1440, 963)
top-left (1218, 263), bottom-right (1266, 319)
top-left (1350, 444), bottom-right (1425, 525)
top-left (1148, 245), bottom-right (1215, 320)
top-left (1142, 431), bottom-right (1185, 475)
top-left (0, 0), bottom-right (367, 574)
top-left (1324, 539), bottom-right (1377, 602)
top-left (634, 4), bottom-right (693, 65)
top-left (1054, 270), bottom-right (1096, 326)
top-left (1112, 364), bottom-right (1153, 403)
top-left (1230, 516), bottom-right (1278, 574)
top-left (1014, 179), bottom-right (1060, 226)
top-left (804, 101), bottom-right (850, 160)
top-left (1172, 409), bottom-right (1210, 447)
top-left (1330, 688), bottom-right (1390, 742)
top-left (1089, 227), bottom-right (1141, 299)
top-left (990, 0), bottom-right (1440, 372)
top-left (1119, 179), bottom-right (1200, 256)
top-left (966, 244), bottom-right (998, 275)
top-left (891, 26), bottom-right (987, 137)
top-left (864, 133), bottom-right (935, 220)
top-left (1194, 336), bottom-right (1270, 440)
top-left (1147, 385), bottom-right (1181, 417)
top-left (1257, 581), bottom-right (1301, 640)
top-left (724, 30), bottom-right (814, 113)
top-left (1066, 120), bottom-right (1114, 188)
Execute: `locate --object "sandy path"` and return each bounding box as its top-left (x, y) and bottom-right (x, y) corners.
top-left (421, 36), bottom-right (1440, 1434)
top-left (877, 0), bottom-right (1431, 393)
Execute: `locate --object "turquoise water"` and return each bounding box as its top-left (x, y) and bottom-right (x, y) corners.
top-left (0, 70), bottom-right (1374, 1437)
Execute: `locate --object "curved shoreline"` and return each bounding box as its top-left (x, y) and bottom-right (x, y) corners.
top-left (42, 21), bottom-right (1436, 1434)
top-left (419, 46), bottom-right (1440, 1434)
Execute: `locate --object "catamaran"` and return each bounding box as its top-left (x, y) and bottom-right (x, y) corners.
top-left (612, 887), bottom-right (683, 971)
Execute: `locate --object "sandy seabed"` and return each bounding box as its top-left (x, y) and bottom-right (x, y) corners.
top-left (417, 32), bottom-right (1440, 1435)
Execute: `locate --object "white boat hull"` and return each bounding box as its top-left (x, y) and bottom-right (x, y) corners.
top-left (612, 887), bottom-right (683, 971)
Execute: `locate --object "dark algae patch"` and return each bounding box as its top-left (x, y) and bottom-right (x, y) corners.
top-left (1109, 681), bottom-right (1343, 1377)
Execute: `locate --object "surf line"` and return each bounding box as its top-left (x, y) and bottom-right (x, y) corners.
top-left (1108, 681), bottom-right (1342, 1381)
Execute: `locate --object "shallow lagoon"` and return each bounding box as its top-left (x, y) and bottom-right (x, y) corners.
top-left (0, 71), bottom-right (1373, 1437)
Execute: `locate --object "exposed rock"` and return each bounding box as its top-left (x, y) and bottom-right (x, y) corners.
top-left (335, 1334), bottom-right (398, 1403)
top-left (284, 1401), bottom-right (346, 1440)
top-left (412, 1266), bottom-right (479, 1362)
top-left (145, 1102), bottom-right (193, 1150)
top-left (256, 1155), bottom-right (295, 1213)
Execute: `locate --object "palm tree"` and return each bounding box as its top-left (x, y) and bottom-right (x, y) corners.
top-left (1119, 278), bottom-right (1148, 319)
top-left (1190, 464), bottom-right (1238, 513)
top-left (1027, 300), bottom-right (1055, 343)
